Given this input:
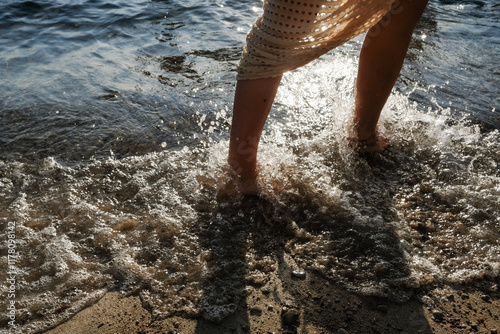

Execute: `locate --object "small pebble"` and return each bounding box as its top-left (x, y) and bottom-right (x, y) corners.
top-left (250, 307), bottom-right (262, 316)
top-left (432, 310), bottom-right (444, 321)
top-left (261, 287), bottom-right (271, 295)
top-left (374, 261), bottom-right (391, 276)
top-left (481, 294), bottom-right (491, 302)
top-left (337, 329), bottom-right (349, 334)
top-left (282, 309), bottom-right (300, 326)
top-left (291, 270), bottom-right (306, 280)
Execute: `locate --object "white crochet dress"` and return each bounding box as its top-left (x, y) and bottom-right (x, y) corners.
top-left (237, 0), bottom-right (396, 80)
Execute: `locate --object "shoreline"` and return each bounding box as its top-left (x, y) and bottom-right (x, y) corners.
top-left (45, 270), bottom-right (500, 334)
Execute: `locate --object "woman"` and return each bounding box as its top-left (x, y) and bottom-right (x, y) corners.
top-left (228, 0), bottom-right (429, 193)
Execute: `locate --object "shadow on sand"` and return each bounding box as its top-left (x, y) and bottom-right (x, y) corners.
top-left (194, 152), bottom-right (432, 333)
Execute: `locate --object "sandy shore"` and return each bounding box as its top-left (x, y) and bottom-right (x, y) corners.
top-left (37, 195), bottom-right (500, 334)
top-left (45, 269), bottom-right (499, 334)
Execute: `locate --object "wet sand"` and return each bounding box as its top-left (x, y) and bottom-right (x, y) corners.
top-left (43, 195), bottom-right (500, 334)
top-left (45, 269), bottom-right (500, 334)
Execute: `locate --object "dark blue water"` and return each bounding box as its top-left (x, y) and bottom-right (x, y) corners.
top-left (1, 1), bottom-right (499, 333)
top-left (401, 0), bottom-right (500, 128)
top-left (0, 0), bottom-right (257, 161)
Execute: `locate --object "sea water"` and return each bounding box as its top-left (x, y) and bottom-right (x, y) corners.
top-left (0, 0), bottom-right (499, 332)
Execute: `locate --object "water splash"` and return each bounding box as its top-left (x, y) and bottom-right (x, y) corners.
top-left (1, 1), bottom-right (500, 331)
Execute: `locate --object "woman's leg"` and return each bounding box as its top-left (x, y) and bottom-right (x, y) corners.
top-left (354, 0), bottom-right (429, 151)
top-left (227, 76), bottom-right (282, 193)
top-left (227, 0), bottom-right (430, 192)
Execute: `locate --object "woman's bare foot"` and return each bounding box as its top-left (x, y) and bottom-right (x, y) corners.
top-left (237, 175), bottom-right (259, 195)
top-left (219, 163), bottom-right (260, 196)
top-left (348, 133), bottom-right (389, 152)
